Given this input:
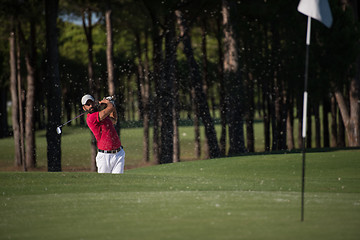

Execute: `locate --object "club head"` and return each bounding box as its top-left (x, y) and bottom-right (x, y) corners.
top-left (56, 127), bottom-right (62, 135)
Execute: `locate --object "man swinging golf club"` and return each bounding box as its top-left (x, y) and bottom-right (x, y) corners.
top-left (81, 94), bottom-right (125, 174)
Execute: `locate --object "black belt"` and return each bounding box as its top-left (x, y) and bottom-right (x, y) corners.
top-left (98, 146), bottom-right (123, 154)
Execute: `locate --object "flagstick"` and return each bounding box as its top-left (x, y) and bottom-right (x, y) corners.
top-left (301, 16), bottom-right (311, 222)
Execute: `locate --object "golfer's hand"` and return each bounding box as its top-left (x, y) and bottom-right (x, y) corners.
top-left (99, 98), bottom-right (114, 107)
top-left (98, 98), bottom-right (115, 121)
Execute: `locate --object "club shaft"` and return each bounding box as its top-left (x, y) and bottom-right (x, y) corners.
top-left (60, 112), bottom-right (86, 127)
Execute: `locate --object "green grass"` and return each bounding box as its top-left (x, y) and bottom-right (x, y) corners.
top-left (0, 116), bottom-right (332, 171)
top-left (0, 119), bottom-right (294, 170)
top-left (0, 124), bottom-right (254, 170)
top-left (1, 150), bottom-right (359, 239)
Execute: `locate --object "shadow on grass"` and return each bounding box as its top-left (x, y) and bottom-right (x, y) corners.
top-left (229, 146), bottom-right (360, 158)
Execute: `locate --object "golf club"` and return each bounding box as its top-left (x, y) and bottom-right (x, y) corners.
top-left (56, 96), bottom-right (115, 134)
top-left (56, 111), bottom-right (87, 134)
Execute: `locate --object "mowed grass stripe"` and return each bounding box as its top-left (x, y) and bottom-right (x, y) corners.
top-left (1, 191), bottom-right (359, 240)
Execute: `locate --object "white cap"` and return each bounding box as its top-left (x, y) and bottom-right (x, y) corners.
top-left (81, 94), bottom-right (94, 105)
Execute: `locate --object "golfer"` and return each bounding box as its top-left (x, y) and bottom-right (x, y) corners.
top-left (81, 94), bottom-right (125, 174)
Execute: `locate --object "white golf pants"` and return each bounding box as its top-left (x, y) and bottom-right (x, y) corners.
top-left (96, 148), bottom-right (125, 174)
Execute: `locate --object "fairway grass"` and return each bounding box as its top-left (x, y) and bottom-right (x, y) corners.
top-left (0, 122), bottom-right (271, 170)
top-left (1, 150), bottom-right (360, 240)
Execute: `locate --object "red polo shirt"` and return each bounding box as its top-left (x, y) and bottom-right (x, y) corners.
top-left (86, 111), bottom-right (121, 151)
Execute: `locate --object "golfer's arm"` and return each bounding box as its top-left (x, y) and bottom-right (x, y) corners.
top-left (98, 103), bottom-right (115, 122)
top-left (109, 108), bottom-right (117, 125)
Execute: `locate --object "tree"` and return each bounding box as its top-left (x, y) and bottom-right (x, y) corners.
top-left (200, 16), bottom-right (210, 159)
top-left (159, 10), bottom-right (176, 164)
top-left (3, 0), bottom-right (360, 171)
top-left (104, 0), bottom-right (123, 139)
top-left (333, 0), bottom-right (360, 147)
top-left (135, 29), bottom-right (151, 163)
top-left (242, 18), bottom-right (256, 153)
top-left (312, 0), bottom-right (360, 148)
top-left (18, 7), bottom-right (39, 169)
top-left (142, 31), bottom-right (151, 163)
top-left (176, 8), bottom-right (221, 159)
top-left (0, 88), bottom-right (8, 138)
top-left (215, 12), bottom-right (227, 156)
top-left (105, 1), bottom-right (115, 97)
top-left (143, 0), bottom-right (163, 164)
top-left (45, 0), bottom-right (62, 172)
top-left (82, 6), bottom-right (99, 172)
top-left (222, 0), bottom-right (245, 155)
top-left (23, 20), bottom-right (37, 169)
top-left (9, 17), bottom-right (23, 168)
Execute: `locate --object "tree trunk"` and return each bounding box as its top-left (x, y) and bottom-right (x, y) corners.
top-left (322, 97), bottom-right (330, 148)
top-left (271, 93), bottom-right (278, 150)
top-left (0, 89), bottom-right (8, 138)
top-left (24, 20), bottom-right (37, 169)
top-left (143, 32), bottom-right (151, 163)
top-left (286, 98), bottom-right (294, 150)
top-left (349, 77), bottom-right (359, 146)
top-left (105, 4), bottom-right (115, 96)
top-left (135, 32), bottom-right (149, 162)
top-left (222, 0), bottom-right (245, 155)
top-left (351, 0), bottom-right (360, 146)
top-left (176, 9), bottom-right (220, 159)
top-left (16, 26), bottom-right (25, 169)
top-left (216, 15), bottom-right (226, 156)
top-left (9, 22), bottom-right (22, 167)
top-left (173, 70), bottom-right (180, 163)
top-left (335, 83), bottom-right (359, 146)
top-left (262, 24), bottom-right (271, 152)
top-left (151, 24), bottom-right (162, 164)
top-left (334, 0), bottom-right (359, 147)
top-left (314, 102), bottom-right (321, 148)
top-left (135, 33), bottom-right (144, 121)
top-left (263, 89), bottom-right (271, 151)
top-left (45, 0), bottom-right (62, 172)
top-left (245, 73), bottom-right (255, 152)
top-left (82, 9), bottom-right (97, 171)
top-left (337, 108), bottom-right (346, 147)
top-left (192, 88), bottom-right (201, 159)
top-left (271, 23), bottom-right (282, 151)
top-left (105, 2), bottom-right (122, 135)
top-left (82, 9), bottom-right (98, 99)
top-left (201, 18), bottom-right (210, 159)
top-left (330, 95), bottom-right (338, 147)
top-left (159, 12), bottom-right (176, 164)
top-left (143, 0), bottom-right (162, 164)
top-left (279, 80), bottom-right (288, 150)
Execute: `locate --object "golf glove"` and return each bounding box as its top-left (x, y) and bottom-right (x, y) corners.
top-left (105, 96), bottom-right (116, 107)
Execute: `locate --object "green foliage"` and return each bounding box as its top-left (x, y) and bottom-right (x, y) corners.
top-left (58, 22), bottom-right (88, 64)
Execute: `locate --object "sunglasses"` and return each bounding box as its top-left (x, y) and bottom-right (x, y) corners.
top-left (85, 101), bottom-right (94, 106)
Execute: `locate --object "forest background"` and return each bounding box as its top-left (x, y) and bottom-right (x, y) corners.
top-left (0, 0), bottom-right (359, 172)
